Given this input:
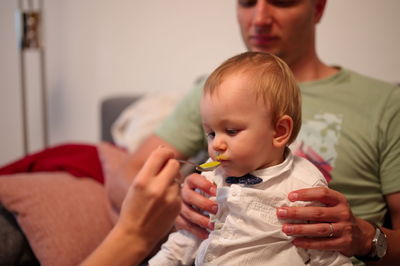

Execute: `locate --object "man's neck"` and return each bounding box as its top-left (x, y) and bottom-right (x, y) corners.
top-left (290, 56), bottom-right (339, 83)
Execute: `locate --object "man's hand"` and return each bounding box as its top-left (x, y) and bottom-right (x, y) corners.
top-left (276, 187), bottom-right (375, 257)
top-left (175, 173), bottom-right (218, 239)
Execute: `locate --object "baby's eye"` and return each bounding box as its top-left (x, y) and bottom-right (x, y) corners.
top-left (226, 129), bottom-right (239, 136)
top-left (206, 132), bottom-right (215, 140)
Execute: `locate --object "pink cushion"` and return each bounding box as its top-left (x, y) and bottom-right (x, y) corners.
top-left (0, 172), bottom-right (113, 266)
top-left (97, 142), bottom-right (132, 223)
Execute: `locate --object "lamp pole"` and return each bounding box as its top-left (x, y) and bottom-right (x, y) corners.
top-left (16, 0), bottom-right (48, 154)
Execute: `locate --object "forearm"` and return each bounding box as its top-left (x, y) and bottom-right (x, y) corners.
top-left (363, 192), bottom-right (400, 265)
top-left (80, 226), bottom-right (150, 266)
top-left (365, 227), bottom-right (400, 266)
top-left (351, 216), bottom-right (400, 265)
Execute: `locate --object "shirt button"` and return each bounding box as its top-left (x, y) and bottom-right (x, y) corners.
top-left (231, 191), bottom-right (237, 197)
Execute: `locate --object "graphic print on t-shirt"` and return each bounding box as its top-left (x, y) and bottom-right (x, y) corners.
top-left (290, 113), bottom-right (343, 183)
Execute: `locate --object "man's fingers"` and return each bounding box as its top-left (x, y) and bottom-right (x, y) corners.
top-left (177, 200), bottom-right (213, 238)
top-left (179, 202), bottom-right (212, 230)
top-left (181, 182), bottom-right (218, 214)
top-left (177, 172), bottom-right (217, 238)
top-left (282, 222), bottom-right (347, 238)
top-left (276, 205), bottom-right (350, 222)
top-left (185, 173), bottom-right (216, 196)
top-left (175, 215), bottom-right (209, 239)
top-left (288, 187), bottom-right (346, 206)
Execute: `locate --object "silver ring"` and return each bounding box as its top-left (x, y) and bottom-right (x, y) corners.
top-left (328, 223), bottom-right (334, 237)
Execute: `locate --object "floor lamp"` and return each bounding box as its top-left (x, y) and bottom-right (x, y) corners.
top-left (16, 0), bottom-right (48, 155)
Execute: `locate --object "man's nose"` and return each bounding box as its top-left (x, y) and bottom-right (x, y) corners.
top-left (253, 1), bottom-right (273, 27)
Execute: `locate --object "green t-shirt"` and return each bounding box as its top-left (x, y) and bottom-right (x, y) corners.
top-left (294, 69), bottom-right (400, 227)
top-left (156, 68), bottom-right (400, 227)
top-left (155, 78), bottom-right (207, 156)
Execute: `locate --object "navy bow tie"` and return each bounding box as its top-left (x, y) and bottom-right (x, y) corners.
top-left (225, 173), bottom-right (262, 185)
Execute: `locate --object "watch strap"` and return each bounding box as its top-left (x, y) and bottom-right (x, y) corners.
top-left (355, 223), bottom-right (387, 262)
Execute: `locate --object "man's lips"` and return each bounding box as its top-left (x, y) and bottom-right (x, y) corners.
top-left (249, 35), bottom-right (279, 46)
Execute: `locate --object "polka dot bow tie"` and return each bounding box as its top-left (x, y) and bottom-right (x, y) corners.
top-left (225, 173), bottom-right (262, 185)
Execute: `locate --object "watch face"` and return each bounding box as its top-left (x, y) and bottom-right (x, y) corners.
top-left (376, 229), bottom-right (388, 258)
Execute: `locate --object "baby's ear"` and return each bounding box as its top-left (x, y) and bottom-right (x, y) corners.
top-left (273, 115), bottom-right (293, 148)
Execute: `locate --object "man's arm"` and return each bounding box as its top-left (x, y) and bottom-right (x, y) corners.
top-left (376, 192), bottom-right (400, 265)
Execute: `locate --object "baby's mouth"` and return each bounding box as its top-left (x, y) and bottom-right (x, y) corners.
top-left (215, 154), bottom-right (228, 161)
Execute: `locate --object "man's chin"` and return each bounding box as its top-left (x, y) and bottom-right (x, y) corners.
top-left (249, 46), bottom-right (281, 57)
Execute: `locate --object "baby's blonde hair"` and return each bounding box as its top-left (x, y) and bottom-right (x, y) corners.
top-left (204, 52), bottom-right (301, 144)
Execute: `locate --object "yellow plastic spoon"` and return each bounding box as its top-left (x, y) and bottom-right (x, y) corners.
top-left (178, 160), bottom-right (221, 172)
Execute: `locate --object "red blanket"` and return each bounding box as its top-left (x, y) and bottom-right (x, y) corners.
top-left (0, 143), bottom-right (104, 183)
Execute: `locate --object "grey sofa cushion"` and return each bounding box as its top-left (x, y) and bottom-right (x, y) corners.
top-left (0, 205), bottom-right (39, 266)
top-left (100, 95), bottom-right (141, 143)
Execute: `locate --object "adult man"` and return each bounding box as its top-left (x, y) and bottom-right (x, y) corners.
top-left (128, 0), bottom-right (400, 264)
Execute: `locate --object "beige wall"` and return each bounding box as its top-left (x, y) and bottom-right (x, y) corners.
top-left (1, 0), bottom-right (399, 165)
top-left (0, 1), bottom-right (24, 164)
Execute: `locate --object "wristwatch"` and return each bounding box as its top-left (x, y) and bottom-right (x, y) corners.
top-left (356, 223), bottom-right (387, 262)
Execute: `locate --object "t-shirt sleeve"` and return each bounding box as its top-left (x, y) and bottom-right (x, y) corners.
top-left (379, 85), bottom-right (400, 195)
top-left (155, 78), bottom-right (206, 157)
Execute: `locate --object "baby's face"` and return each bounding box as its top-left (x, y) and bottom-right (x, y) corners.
top-left (201, 74), bottom-right (279, 177)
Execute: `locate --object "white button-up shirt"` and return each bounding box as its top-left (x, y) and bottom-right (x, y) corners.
top-left (149, 151), bottom-right (352, 266)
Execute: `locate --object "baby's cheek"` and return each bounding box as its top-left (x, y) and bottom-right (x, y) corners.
top-left (234, 149), bottom-right (254, 164)
top-left (208, 146), bottom-right (215, 158)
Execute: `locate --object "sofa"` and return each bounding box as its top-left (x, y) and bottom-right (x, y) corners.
top-left (0, 95), bottom-right (147, 266)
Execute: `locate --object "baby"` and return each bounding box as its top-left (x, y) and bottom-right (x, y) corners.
top-left (149, 52), bottom-right (351, 265)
